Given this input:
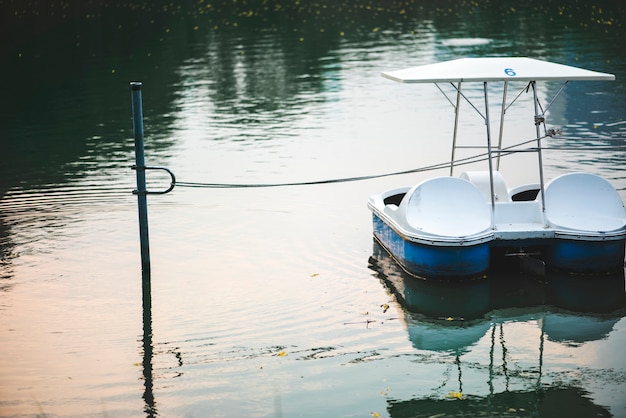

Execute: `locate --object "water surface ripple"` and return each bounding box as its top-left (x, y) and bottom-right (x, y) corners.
top-left (1, 1), bottom-right (626, 416)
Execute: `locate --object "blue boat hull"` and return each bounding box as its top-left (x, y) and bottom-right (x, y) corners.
top-left (373, 214), bottom-right (626, 278)
top-left (372, 215), bottom-right (490, 279)
top-left (545, 238), bottom-right (626, 274)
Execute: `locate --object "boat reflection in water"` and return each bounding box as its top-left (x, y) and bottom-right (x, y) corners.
top-left (368, 240), bottom-right (626, 417)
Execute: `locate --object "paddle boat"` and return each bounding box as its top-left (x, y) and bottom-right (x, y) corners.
top-left (368, 57), bottom-right (626, 279)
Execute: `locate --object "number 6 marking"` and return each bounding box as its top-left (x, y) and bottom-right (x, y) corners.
top-left (504, 68), bottom-right (516, 76)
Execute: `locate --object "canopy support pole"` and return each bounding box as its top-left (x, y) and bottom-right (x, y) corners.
top-left (496, 81), bottom-right (508, 171)
top-left (531, 81), bottom-right (547, 220)
top-left (483, 82), bottom-right (496, 226)
top-left (449, 82), bottom-right (462, 176)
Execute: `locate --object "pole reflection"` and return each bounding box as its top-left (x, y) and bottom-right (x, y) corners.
top-left (142, 271), bottom-right (157, 417)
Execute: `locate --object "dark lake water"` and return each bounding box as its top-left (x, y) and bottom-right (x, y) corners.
top-left (1, 1), bottom-right (626, 416)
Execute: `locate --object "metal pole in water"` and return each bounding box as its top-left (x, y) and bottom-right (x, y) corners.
top-left (131, 82), bottom-right (151, 275)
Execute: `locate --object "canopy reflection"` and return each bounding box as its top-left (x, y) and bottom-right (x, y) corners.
top-left (370, 240), bottom-right (624, 416)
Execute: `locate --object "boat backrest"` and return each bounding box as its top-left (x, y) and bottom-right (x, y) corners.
top-left (460, 171), bottom-right (510, 202)
top-left (404, 177), bottom-right (491, 237)
top-left (494, 201), bottom-right (543, 224)
top-left (544, 172), bottom-right (626, 232)
top-left (509, 184), bottom-right (540, 201)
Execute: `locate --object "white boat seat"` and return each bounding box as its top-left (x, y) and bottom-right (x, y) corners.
top-left (544, 172), bottom-right (626, 232)
top-left (460, 171), bottom-right (511, 202)
top-left (405, 177), bottom-right (491, 238)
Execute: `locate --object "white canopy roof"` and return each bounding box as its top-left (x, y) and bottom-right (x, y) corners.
top-left (382, 57), bottom-right (615, 83)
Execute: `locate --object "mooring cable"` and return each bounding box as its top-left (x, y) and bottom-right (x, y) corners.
top-left (174, 148), bottom-right (520, 189)
top-left (2, 139), bottom-right (623, 212)
top-left (174, 136), bottom-right (626, 189)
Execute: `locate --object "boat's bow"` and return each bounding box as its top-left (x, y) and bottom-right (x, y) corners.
top-left (369, 177), bottom-right (493, 278)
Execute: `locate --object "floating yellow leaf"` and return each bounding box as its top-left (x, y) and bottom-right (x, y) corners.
top-left (381, 303), bottom-right (389, 313)
top-left (277, 351), bottom-right (287, 357)
top-left (448, 391), bottom-right (464, 400)
top-left (371, 413), bottom-right (380, 418)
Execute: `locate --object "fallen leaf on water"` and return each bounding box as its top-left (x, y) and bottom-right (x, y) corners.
top-left (277, 351), bottom-right (287, 357)
top-left (381, 303), bottom-right (389, 313)
top-left (447, 391), bottom-right (464, 400)
top-left (371, 413), bottom-right (380, 418)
